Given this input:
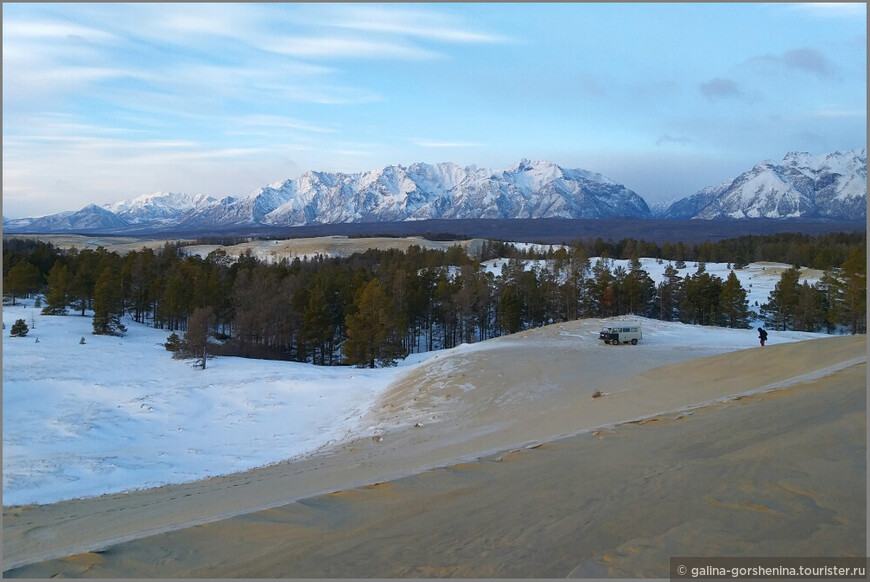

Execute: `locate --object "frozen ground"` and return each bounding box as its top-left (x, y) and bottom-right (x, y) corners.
top-left (2, 260), bottom-right (828, 506)
top-left (2, 307), bottom-right (429, 506)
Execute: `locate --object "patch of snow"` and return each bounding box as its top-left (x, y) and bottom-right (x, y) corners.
top-left (2, 307), bottom-right (428, 505)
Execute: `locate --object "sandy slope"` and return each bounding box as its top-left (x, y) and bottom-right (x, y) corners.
top-left (9, 363), bottom-right (864, 578)
top-left (2, 326), bottom-right (865, 573)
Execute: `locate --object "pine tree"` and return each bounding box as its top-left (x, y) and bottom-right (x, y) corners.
top-left (497, 286), bottom-right (523, 334)
top-left (92, 268), bottom-right (127, 335)
top-left (762, 266), bottom-right (801, 331)
top-left (433, 270), bottom-right (459, 348)
top-left (584, 258), bottom-right (614, 317)
top-left (302, 283), bottom-right (334, 365)
top-left (164, 332), bottom-right (181, 352)
top-left (123, 249), bottom-right (158, 324)
top-left (719, 271), bottom-right (751, 328)
top-left (41, 262), bottom-right (71, 315)
top-left (10, 319), bottom-right (29, 337)
top-left (344, 279), bottom-right (404, 368)
top-left (4, 261), bottom-right (41, 306)
top-left (621, 263), bottom-right (656, 316)
top-left (175, 307), bottom-right (214, 369)
top-left (158, 270), bottom-right (193, 331)
top-left (629, 248), bottom-right (642, 271)
top-left (793, 281), bottom-right (825, 332)
top-left (69, 249), bottom-right (100, 316)
top-left (825, 247), bottom-right (867, 334)
top-left (657, 264), bottom-right (683, 321)
top-left (680, 270), bottom-right (724, 325)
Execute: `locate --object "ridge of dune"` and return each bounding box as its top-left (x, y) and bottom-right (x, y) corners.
top-left (363, 323), bottom-right (865, 457)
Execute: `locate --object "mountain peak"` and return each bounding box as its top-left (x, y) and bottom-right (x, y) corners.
top-left (509, 158), bottom-right (559, 172)
top-left (6, 159), bottom-right (651, 232)
top-left (82, 203), bottom-right (109, 212)
top-left (664, 148), bottom-right (866, 220)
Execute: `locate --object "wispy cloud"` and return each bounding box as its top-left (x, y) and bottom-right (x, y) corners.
top-left (780, 48), bottom-right (835, 76)
top-left (159, 4), bottom-right (262, 38)
top-left (789, 3), bottom-right (866, 18)
top-left (7, 114), bottom-right (155, 141)
top-left (233, 115), bottom-right (340, 135)
top-left (155, 62), bottom-right (374, 107)
top-left (263, 35), bottom-right (440, 60)
top-left (323, 5), bottom-right (509, 44)
top-left (699, 78), bottom-right (743, 100)
top-left (655, 134), bottom-right (694, 147)
top-left (3, 17), bottom-right (141, 105)
top-left (2, 4), bottom-right (388, 117)
top-left (414, 140), bottom-right (485, 148)
top-left (2, 20), bottom-right (118, 42)
top-left (812, 109), bottom-right (866, 119)
top-left (747, 47), bottom-right (836, 77)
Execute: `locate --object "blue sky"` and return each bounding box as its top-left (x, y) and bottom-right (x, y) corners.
top-left (2, 2), bottom-right (866, 218)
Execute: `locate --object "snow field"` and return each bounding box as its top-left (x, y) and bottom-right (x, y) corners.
top-left (2, 307), bottom-right (414, 506)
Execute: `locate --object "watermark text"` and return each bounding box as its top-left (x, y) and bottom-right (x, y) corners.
top-left (671, 557), bottom-right (868, 579)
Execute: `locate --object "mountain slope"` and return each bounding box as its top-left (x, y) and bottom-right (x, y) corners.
top-left (665, 148), bottom-right (866, 220)
top-left (18, 205), bottom-right (130, 232)
top-left (659, 181), bottom-right (731, 220)
top-left (181, 160), bottom-right (652, 229)
top-left (105, 192), bottom-right (218, 225)
top-left (0, 160), bottom-right (639, 234)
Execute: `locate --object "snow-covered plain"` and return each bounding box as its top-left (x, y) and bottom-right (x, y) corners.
top-left (2, 260), bottom-right (827, 506)
top-left (2, 308), bottom-right (429, 506)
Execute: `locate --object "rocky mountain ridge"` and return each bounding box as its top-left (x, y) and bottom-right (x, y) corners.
top-left (662, 148), bottom-right (866, 220)
top-left (4, 150), bottom-right (865, 233)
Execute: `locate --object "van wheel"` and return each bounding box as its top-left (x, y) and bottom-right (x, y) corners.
top-left (631, 339), bottom-right (638, 345)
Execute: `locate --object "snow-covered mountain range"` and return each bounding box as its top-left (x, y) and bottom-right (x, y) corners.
top-left (5, 160), bottom-right (652, 232)
top-left (661, 148), bottom-right (866, 220)
top-left (184, 159), bottom-right (653, 227)
top-left (3, 151), bottom-right (865, 233)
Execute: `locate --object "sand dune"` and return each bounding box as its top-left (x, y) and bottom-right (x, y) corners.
top-left (2, 325), bottom-right (865, 575)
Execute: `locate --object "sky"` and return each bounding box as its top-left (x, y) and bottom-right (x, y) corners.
top-left (2, 2), bottom-right (866, 218)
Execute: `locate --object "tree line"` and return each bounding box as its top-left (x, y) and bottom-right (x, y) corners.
top-left (760, 252), bottom-right (866, 335)
top-left (4, 231), bottom-right (865, 367)
top-left (479, 231), bottom-right (865, 271)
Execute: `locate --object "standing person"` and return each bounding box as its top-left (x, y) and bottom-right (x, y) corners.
top-left (758, 327), bottom-right (768, 347)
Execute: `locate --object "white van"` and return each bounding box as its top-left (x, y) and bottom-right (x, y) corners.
top-left (599, 325), bottom-right (642, 345)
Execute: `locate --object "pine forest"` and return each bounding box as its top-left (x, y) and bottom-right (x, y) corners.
top-left (3, 231), bottom-right (866, 368)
